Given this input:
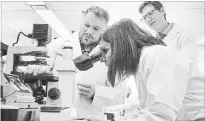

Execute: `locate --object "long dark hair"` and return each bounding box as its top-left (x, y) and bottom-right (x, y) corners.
top-left (102, 18), bottom-right (166, 87)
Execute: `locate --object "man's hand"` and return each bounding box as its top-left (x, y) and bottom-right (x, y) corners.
top-left (78, 84), bottom-right (95, 99)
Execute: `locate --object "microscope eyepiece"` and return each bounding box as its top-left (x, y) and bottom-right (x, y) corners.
top-left (73, 51), bottom-right (103, 71)
top-left (90, 51), bottom-right (102, 63)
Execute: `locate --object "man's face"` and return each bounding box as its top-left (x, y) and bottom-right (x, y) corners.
top-left (99, 40), bottom-right (111, 66)
top-left (79, 12), bottom-right (106, 45)
top-left (141, 4), bottom-right (167, 32)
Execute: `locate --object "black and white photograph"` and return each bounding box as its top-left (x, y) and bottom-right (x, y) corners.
top-left (0, 1), bottom-right (204, 121)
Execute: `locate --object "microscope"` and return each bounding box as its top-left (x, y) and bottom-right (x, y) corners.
top-left (1, 49), bottom-right (40, 121)
top-left (2, 22), bottom-right (105, 120)
top-left (5, 24), bottom-right (78, 115)
top-left (5, 46), bottom-right (58, 104)
top-left (5, 24), bottom-right (57, 105)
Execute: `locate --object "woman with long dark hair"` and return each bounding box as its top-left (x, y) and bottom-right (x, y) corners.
top-left (99, 18), bottom-right (190, 120)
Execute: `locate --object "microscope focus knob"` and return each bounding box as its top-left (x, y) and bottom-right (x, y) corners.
top-left (48, 88), bottom-right (60, 100)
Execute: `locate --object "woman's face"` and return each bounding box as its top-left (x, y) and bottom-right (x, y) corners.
top-left (99, 39), bottom-right (111, 66)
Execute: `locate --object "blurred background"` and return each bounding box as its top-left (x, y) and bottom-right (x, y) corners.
top-left (1, 1), bottom-right (204, 46)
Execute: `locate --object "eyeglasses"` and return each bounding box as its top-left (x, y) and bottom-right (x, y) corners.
top-left (141, 10), bottom-right (156, 21)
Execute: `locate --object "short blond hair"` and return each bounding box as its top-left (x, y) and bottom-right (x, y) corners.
top-left (84, 6), bottom-right (110, 24)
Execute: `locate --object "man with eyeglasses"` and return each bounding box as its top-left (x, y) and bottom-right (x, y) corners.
top-left (139, 1), bottom-right (204, 121)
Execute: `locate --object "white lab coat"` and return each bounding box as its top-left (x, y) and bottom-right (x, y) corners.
top-left (47, 32), bottom-right (130, 117)
top-left (162, 23), bottom-right (205, 120)
top-left (113, 25), bottom-right (204, 121)
top-left (119, 45), bottom-right (189, 121)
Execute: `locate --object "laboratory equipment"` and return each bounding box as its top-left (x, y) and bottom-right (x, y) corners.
top-left (1, 73), bottom-right (40, 121)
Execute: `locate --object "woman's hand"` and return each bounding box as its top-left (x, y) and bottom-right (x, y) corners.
top-left (78, 84), bottom-right (95, 99)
